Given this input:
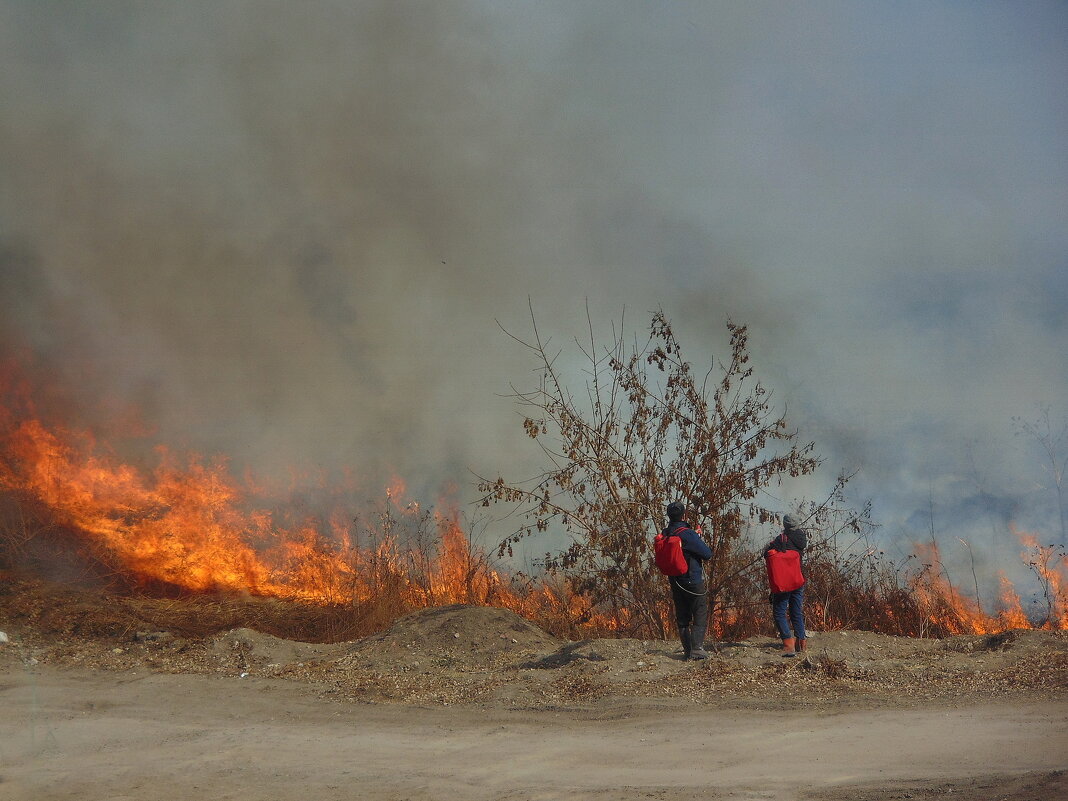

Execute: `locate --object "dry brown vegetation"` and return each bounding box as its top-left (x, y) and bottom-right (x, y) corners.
top-left (2, 576), bottom-right (1066, 713)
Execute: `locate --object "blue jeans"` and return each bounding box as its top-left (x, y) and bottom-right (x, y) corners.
top-left (772, 586), bottom-right (805, 640)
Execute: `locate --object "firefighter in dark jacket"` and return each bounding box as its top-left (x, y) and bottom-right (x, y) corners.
top-left (663, 501), bottom-right (713, 660)
top-left (764, 513), bottom-right (808, 657)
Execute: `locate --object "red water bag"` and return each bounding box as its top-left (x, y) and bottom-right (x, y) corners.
top-left (765, 548), bottom-right (805, 593)
top-left (654, 533), bottom-right (688, 576)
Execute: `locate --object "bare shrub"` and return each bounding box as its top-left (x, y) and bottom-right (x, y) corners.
top-left (478, 306), bottom-right (820, 638)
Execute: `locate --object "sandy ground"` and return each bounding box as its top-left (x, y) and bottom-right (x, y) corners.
top-left (2, 598), bottom-right (1067, 800)
top-left (2, 662), bottom-right (1066, 801)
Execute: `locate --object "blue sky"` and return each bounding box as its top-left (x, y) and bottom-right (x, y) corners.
top-left (1, 2), bottom-right (1065, 589)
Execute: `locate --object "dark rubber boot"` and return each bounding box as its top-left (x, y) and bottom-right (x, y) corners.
top-left (689, 624), bottom-right (710, 660)
top-left (678, 625), bottom-right (691, 659)
top-left (689, 599), bottom-right (710, 660)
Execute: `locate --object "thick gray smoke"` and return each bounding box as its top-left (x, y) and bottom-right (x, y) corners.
top-left (1, 3), bottom-right (1066, 590)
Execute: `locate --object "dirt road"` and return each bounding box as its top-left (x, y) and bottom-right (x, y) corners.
top-left (2, 664), bottom-right (1065, 801)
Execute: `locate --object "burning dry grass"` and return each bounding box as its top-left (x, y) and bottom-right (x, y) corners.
top-left (0, 403), bottom-right (620, 640)
top-left (1, 375), bottom-right (1066, 643)
top-left (2, 504), bottom-right (1066, 647)
top-left (707, 534), bottom-right (1068, 643)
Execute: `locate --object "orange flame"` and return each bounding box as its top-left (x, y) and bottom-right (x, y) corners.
top-left (0, 373), bottom-right (622, 636)
top-left (910, 542), bottom-right (995, 634)
top-left (909, 536), bottom-right (1067, 634)
top-left (1, 416), bottom-right (339, 599)
top-left (992, 571), bottom-right (1031, 629)
top-left (1013, 527), bottom-right (1068, 629)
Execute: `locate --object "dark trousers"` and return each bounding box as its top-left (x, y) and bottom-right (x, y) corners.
top-left (772, 586), bottom-right (805, 640)
top-left (670, 577), bottom-right (708, 639)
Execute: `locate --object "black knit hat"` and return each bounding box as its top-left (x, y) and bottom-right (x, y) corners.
top-left (666, 501), bottom-right (686, 521)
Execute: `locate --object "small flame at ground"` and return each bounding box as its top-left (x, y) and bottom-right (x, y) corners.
top-left (910, 538), bottom-right (1066, 634)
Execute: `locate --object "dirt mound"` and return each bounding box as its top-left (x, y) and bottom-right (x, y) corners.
top-left (210, 628), bottom-right (347, 668)
top-left (340, 604), bottom-right (561, 670)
